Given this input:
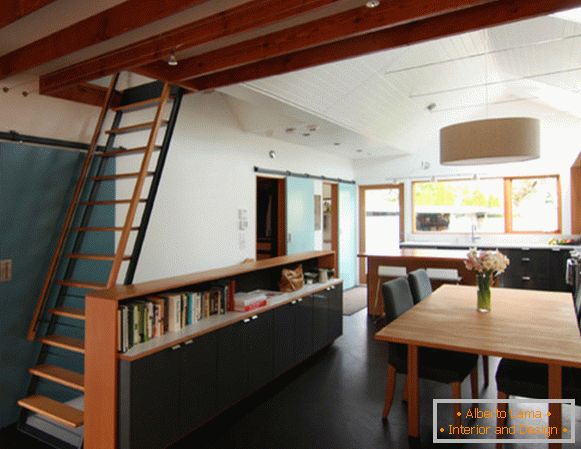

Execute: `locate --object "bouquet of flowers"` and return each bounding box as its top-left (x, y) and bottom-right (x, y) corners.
top-left (464, 248), bottom-right (510, 276)
top-left (464, 248), bottom-right (510, 312)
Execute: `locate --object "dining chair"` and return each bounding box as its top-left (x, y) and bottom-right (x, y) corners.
top-left (495, 359), bottom-right (579, 448)
top-left (407, 269), bottom-right (490, 388)
top-left (381, 277), bottom-right (479, 425)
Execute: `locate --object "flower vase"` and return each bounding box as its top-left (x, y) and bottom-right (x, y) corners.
top-left (476, 272), bottom-right (492, 312)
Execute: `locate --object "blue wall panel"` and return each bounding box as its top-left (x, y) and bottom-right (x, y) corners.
top-left (286, 177), bottom-right (315, 255)
top-left (339, 183), bottom-right (357, 289)
top-left (0, 143), bottom-right (115, 428)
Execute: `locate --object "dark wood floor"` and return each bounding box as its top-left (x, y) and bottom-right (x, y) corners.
top-left (2, 309), bottom-right (580, 448)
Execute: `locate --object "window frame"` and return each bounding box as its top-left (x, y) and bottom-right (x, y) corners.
top-left (411, 174), bottom-right (562, 234)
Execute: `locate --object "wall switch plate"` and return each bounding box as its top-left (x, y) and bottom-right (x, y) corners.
top-left (0, 259), bottom-right (12, 282)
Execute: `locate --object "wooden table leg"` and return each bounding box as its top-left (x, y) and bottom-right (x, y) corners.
top-left (408, 344), bottom-right (419, 438)
top-left (548, 364), bottom-right (562, 449)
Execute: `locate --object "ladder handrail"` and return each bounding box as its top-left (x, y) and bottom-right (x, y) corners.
top-left (107, 83), bottom-right (171, 287)
top-left (27, 74), bottom-right (120, 341)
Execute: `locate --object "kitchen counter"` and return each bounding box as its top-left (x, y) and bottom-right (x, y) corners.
top-left (400, 241), bottom-right (580, 251)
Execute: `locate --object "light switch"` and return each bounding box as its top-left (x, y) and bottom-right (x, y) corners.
top-left (0, 259), bottom-right (12, 282)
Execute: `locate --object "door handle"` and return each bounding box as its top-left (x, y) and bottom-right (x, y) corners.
top-left (251, 315), bottom-right (258, 320)
top-left (522, 276), bottom-right (531, 281)
top-left (243, 318), bottom-right (251, 323)
top-left (171, 344), bottom-right (181, 351)
top-left (184, 339), bottom-right (194, 345)
top-left (521, 257), bottom-right (530, 262)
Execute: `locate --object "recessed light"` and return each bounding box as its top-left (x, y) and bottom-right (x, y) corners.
top-left (303, 133), bottom-right (311, 137)
top-left (334, 142), bottom-right (341, 146)
top-left (168, 49), bottom-right (178, 66)
top-left (366, 0), bottom-right (380, 8)
top-left (285, 127), bottom-right (296, 133)
top-left (356, 149), bottom-right (363, 153)
top-left (427, 102), bottom-right (436, 111)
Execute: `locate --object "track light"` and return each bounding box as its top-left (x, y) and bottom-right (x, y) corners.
top-left (366, 0), bottom-right (380, 8)
top-left (168, 49), bottom-right (178, 66)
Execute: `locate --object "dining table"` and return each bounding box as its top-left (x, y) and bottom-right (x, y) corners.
top-left (375, 284), bottom-right (581, 448)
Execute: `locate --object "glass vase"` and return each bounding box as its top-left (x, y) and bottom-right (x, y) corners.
top-left (476, 272), bottom-right (492, 312)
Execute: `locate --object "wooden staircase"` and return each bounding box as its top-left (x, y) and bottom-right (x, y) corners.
top-left (17, 74), bottom-right (184, 449)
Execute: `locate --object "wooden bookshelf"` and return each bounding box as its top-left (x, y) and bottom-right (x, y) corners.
top-left (84, 251), bottom-right (338, 449)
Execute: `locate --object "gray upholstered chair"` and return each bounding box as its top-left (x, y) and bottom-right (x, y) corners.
top-left (381, 277), bottom-right (479, 425)
top-left (407, 269), bottom-right (432, 304)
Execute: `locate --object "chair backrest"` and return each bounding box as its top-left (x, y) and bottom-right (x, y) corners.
top-left (408, 269), bottom-right (432, 304)
top-left (382, 277), bottom-right (415, 324)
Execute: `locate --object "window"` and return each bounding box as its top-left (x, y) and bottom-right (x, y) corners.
top-left (412, 175), bottom-right (560, 234)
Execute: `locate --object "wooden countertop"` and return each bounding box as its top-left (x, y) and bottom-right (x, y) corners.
top-left (89, 250), bottom-right (335, 302)
top-left (359, 248), bottom-right (469, 260)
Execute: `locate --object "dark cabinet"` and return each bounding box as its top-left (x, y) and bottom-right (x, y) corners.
top-left (295, 296), bottom-right (314, 362)
top-left (273, 302), bottom-right (297, 376)
top-left (180, 333), bottom-right (218, 432)
top-left (327, 284), bottom-right (343, 341)
top-left (245, 312), bottom-right (274, 393)
top-left (312, 292), bottom-right (329, 352)
top-left (502, 248), bottom-right (570, 292)
top-left (119, 346), bottom-right (182, 449)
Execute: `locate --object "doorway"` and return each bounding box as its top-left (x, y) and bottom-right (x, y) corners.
top-left (322, 182), bottom-right (339, 272)
top-left (358, 184), bottom-right (404, 283)
top-left (256, 176), bottom-right (286, 260)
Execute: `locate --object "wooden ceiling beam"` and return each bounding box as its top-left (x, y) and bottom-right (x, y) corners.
top-left (0, 0), bottom-right (56, 29)
top-left (0, 0), bottom-right (210, 80)
top-left (38, 0), bottom-right (339, 95)
top-left (183, 0), bottom-right (581, 92)
top-left (48, 83), bottom-right (122, 108)
top-left (135, 0), bottom-right (496, 83)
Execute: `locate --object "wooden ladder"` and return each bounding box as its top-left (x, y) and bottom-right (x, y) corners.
top-left (17, 74), bottom-right (183, 448)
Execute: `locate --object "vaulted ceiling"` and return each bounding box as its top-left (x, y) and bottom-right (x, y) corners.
top-left (2, 0), bottom-right (581, 159)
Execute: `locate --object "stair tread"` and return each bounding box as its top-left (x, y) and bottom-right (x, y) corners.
top-left (66, 253), bottom-right (131, 261)
top-left (80, 198), bottom-right (147, 206)
top-left (56, 279), bottom-right (106, 289)
top-left (92, 171), bottom-right (155, 181)
top-left (74, 226), bottom-right (140, 232)
top-left (39, 335), bottom-right (85, 353)
top-left (18, 395), bottom-right (83, 428)
top-left (97, 145), bottom-right (162, 158)
top-left (29, 364), bottom-right (84, 391)
top-left (105, 120), bottom-right (168, 135)
top-left (111, 97), bottom-right (163, 112)
top-left (48, 306), bottom-right (85, 320)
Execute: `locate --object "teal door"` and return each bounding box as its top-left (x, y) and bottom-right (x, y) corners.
top-left (286, 177), bottom-right (315, 254)
top-left (339, 183), bottom-right (357, 289)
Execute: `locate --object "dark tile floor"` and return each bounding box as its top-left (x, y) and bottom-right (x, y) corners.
top-left (2, 309), bottom-right (580, 448)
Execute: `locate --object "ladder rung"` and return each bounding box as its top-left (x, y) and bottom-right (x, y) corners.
top-left (56, 280), bottom-right (106, 289)
top-left (79, 199), bottom-right (147, 206)
top-left (48, 306), bottom-right (85, 320)
top-left (39, 335), bottom-right (85, 354)
top-left (111, 97), bottom-right (163, 112)
top-left (18, 395), bottom-right (84, 428)
top-left (97, 145), bottom-right (162, 158)
top-left (65, 253), bottom-right (132, 261)
top-left (105, 120), bottom-right (168, 135)
top-left (74, 226), bottom-right (140, 232)
top-left (29, 364), bottom-right (84, 392)
top-left (92, 172), bottom-right (155, 181)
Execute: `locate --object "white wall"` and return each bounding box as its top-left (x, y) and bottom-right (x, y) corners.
top-left (117, 92), bottom-right (354, 283)
top-left (354, 115), bottom-right (581, 244)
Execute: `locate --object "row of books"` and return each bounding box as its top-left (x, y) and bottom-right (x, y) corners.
top-left (117, 282), bottom-right (233, 353)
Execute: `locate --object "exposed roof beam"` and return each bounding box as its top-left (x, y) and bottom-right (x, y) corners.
top-left (135, 0), bottom-right (495, 82)
top-left (183, 0), bottom-right (581, 92)
top-left (48, 83), bottom-right (122, 108)
top-left (0, 0), bottom-right (209, 80)
top-left (0, 0), bottom-right (56, 29)
top-left (38, 0), bottom-right (339, 95)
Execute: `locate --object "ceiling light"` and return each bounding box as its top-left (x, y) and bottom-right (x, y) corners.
top-left (168, 49), bottom-right (178, 66)
top-left (366, 0), bottom-right (380, 8)
top-left (303, 133), bottom-right (311, 137)
top-left (356, 149), bottom-right (363, 153)
top-left (333, 142), bottom-right (341, 146)
top-left (440, 117), bottom-right (540, 165)
top-left (269, 150), bottom-right (276, 159)
top-left (427, 102), bottom-right (436, 112)
top-left (285, 127), bottom-right (296, 133)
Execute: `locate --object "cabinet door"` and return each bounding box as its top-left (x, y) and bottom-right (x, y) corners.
top-left (312, 292), bottom-right (329, 352)
top-left (180, 333), bottom-right (218, 432)
top-left (273, 302), bottom-right (297, 376)
top-left (119, 347), bottom-right (181, 449)
top-left (295, 296), bottom-right (313, 362)
top-left (244, 310), bottom-right (274, 392)
top-left (549, 249), bottom-right (571, 292)
top-left (327, 284), bottom-right (343, 342)
top-left (216, 322), bottom-right (247, 412)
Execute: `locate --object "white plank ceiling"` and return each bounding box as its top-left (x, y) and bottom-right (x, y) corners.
top-left (224, 11), bottom-right (581, 160)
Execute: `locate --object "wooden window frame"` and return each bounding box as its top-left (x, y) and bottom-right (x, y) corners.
top-left (412, 174), bottom-right (562, 235)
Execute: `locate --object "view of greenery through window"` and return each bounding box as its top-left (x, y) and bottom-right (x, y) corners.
top-left (413, 176), bottom-right (560, 233)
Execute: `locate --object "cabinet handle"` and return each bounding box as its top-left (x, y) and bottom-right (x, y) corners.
top-left (243, 318), bottom-right (251, 323)
top-left (522, 276), bottom-right (531, 281)
top-left (521, 247), bottom-right (530, 251)
top-left (184, 339), bottom-right (194, 345)
top-left (251, 315), bottom-right (258, 320)
top-left (171, 344), bottom-right (181, 351)
top-left (291, 300), bottom-right (297, 305)
top-left (297, 298), bottom-right (303, 303)
top-left (313, 294), bottom-right (326, 300)
top-left (521, 257), bottom-right (531, 262)
top-left (326, 287), bottom-right (332, 291)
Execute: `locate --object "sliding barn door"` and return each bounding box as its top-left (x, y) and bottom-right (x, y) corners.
top-left (339, 183), bottom-right (357, 289)
top-left (286, 177), bottom-right (315, 255)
